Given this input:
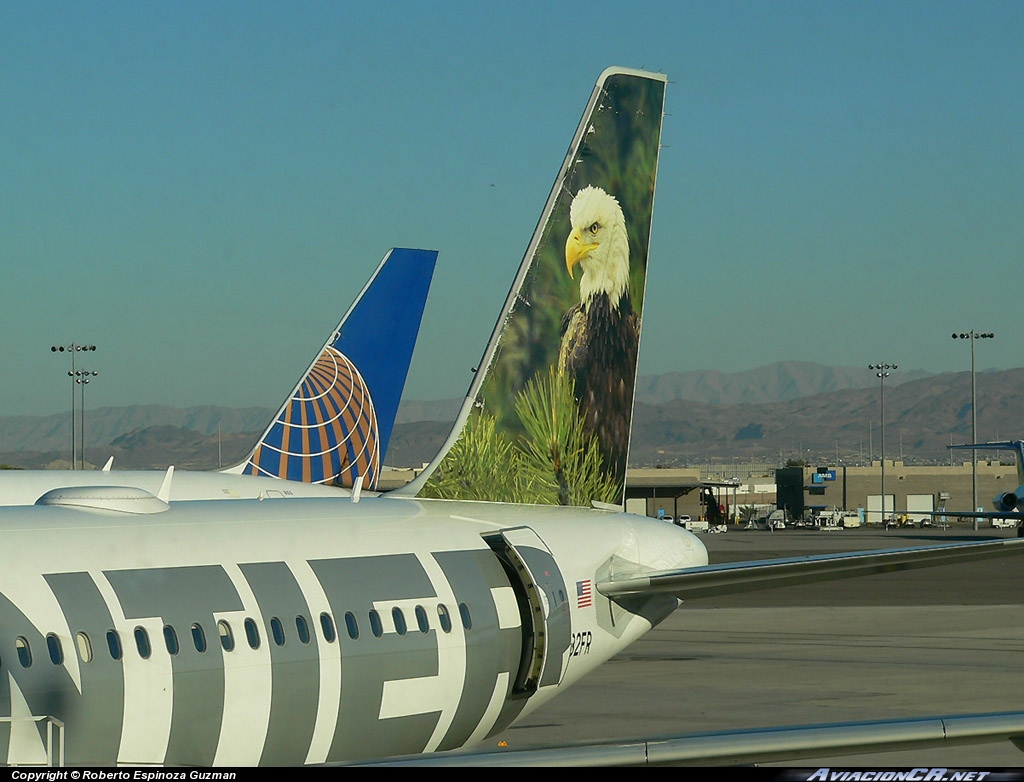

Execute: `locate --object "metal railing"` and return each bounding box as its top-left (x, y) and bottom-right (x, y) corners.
top-left (698, 462), bottom-right (777, 481)
top-left (0, 715), bottom-right (65, 767)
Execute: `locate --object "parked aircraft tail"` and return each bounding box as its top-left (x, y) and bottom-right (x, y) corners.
top-left (950, 442), bottom-right (1024, 485)
top-left (396, 67), bottom-right (667, 508)
top-left (950, 440), bottom-right (1024, 512)
top-left (224, 248), bottom-right (437, 490)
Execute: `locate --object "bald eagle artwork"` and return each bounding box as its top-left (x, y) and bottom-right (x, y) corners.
top-left (559, 185), bottom-right (639, 481)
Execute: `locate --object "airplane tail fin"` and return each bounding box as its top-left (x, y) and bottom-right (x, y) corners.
top-left (949, 441), bottom-right (1024, 486)
top-left (225, 248), bottom-right (437, 490)
top-left (396, 67), bottom-right (667, 507)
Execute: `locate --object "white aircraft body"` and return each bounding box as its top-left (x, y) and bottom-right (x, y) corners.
top-left (1, 247), bottom-right (437, 506)
top-left (2, 68), bottom-right (1024, 767)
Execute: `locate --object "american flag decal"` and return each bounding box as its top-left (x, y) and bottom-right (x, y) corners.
top-left (576, 579), bottom-right (592, 609)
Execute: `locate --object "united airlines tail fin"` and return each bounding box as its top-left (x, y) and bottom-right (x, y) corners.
top-left (397, 67), bottom-right (667, 508)
top-left (224, 248), bottom-right (437, 490)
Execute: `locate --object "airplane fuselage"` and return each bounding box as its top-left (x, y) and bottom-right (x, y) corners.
top-left (0, 496), bottom-right (706, 765)
top-left (0, 469), bottom-right (351, 507)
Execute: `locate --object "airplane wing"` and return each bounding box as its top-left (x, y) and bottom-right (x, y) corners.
top-left (596, 538), bottom-right (1024, 600)
top-left (354, 712), bottom-right (1024, 766)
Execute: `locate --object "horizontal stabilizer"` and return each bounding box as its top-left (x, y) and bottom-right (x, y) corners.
top-left (948, 440), bottom-right (1024, 451)
top-left (597, 538), bottom-right (1024, 600)
top-left (950, 440), bottom-right (1024, 484)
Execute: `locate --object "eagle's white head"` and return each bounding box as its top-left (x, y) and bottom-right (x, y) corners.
top-left (565, 185), bottom-right (630, 309)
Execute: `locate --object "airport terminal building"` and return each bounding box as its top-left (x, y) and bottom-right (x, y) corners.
top-left (627, 459), bottom-right (1020, 526)
top-left (382, 459), bottom-right (1019, 526)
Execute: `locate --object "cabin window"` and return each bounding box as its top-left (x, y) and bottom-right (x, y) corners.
top-left (244, 618), bottom-right (261, 649)
top-left (163, 625), bottom-right (179, 656)
top-left (392, 607), bottom-right (407, 636)
top-left (320, 612), bottom-right (337, 643)
top-left (459, 603), bottom-right (473, 631)
top-left (76, 632), bottom-right (93, 663)
top-left (437, 604), bottom-right (452, 633)
top-left (344, 611), bottom-right (359, 640)
top-left (15, 637), bottom-right (32, 668)
top-left (218, 620), bottom-right (235, 652)
top-left (134, 627), bottom-right (151, 660)
top-left (270, 617), bottom-right (285, 646)
top-left (46, 634), bottom-right (64, 666)
top-left (295, 615), bottom-right (311, 645)
top-left (368, 609), bottom-right (383, 638)
top-left (415, 605), bottom-right (429, 634)
top-left (106, 630), bottom-right (122, 661)
top-left (191, 623), bottom-right (207, 653)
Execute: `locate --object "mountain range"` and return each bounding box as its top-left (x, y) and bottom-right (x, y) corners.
top-left (1, 362), bottom-right (1019, 470)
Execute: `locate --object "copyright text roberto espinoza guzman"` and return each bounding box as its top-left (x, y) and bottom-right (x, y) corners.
top-left (7, 772), bottom-right (239, 781)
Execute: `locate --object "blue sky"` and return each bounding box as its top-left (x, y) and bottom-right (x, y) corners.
top-left (2, 1), bottom-right (1022, 416)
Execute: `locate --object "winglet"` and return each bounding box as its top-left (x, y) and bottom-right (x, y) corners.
top-left (102, 457), bottom-right (114, 472)
top-left (395, 68), bottom-right (666, 507)
top-left (229, 248), bottom-right (437, 490)
top-left (157, 465), bottom-right (174, 504)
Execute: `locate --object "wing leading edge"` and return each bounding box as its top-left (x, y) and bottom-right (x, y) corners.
top-left (352, 711), bottom-right (1024, 767)
top-left (597, 538), bottom-right (1024, 600)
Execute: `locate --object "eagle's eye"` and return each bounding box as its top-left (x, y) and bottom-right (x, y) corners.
top-left (588, 221), bottom-right (600, 235)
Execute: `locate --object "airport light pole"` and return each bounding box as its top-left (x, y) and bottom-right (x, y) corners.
top-left (868, 363), bottom-right (896, 525)
top-left (952, 330), bottom-right (995, 530)
top-left (73, 370), bottom-right (98, 470)
top-left (51, 343), bottom-right (97, 470)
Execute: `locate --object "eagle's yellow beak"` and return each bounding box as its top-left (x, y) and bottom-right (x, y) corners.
top-left (565, 228), bottom-right (598, 280)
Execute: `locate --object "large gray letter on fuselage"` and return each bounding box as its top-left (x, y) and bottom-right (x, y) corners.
top-left (431, 549), bottom-right (524, 747)
top-left (239, 562), bottom-right (320, 764)
top-left (0, 584), bottom-right (117, 764)
top-left (105, 565), bottom-right (243, 766)
top-left (45, 572), bottom-right (125, 764)
top-left (309, 553), bottom-right (439, 761)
